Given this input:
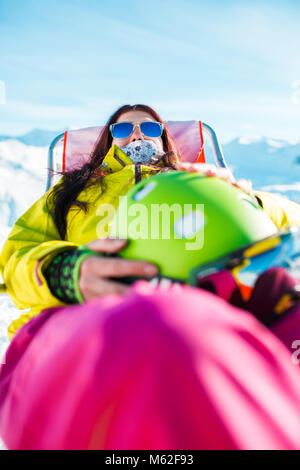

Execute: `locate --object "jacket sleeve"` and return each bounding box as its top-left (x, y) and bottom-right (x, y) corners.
top-left (254, 190), bottom-right (300, 229)
top-left (0, 188), bottom-right (79, 312)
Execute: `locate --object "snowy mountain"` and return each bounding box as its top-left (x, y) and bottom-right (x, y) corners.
top-left (0, 140), bottom-right (46, 228)
top-left (207, 135), bottom-right (300, 204)
top-left (223, 135), bottom-right (300, 186)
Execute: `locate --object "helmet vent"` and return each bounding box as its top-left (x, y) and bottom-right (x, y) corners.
top-left (173, 211), bottom-right (205, 239)
top-left (133, 182), bottom-right (157, 201)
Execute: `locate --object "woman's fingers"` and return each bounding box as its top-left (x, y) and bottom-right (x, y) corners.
top-left (176, 162), bottom-right (236, 181)
top-left (80, 256), bottom-right (158, 279)
top-left (79, 257), bottom-right (158, 301)
top-left (79, 238), bottom-right (159, 301)
top-left (212, 168), bottom-right (236, 183)
top-left (79, 276), bottom-right (130, 301)
top-left (87, 237), bottom-right (127, 253)
top-left (177, 162), bottom-right (217, 173)
top-left (176, 162), bottom-right (254, 193)
top-left (232, 179), bottom-right (253, 194)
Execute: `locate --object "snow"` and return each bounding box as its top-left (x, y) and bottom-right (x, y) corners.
top-left (0, 141), bottom-right (45, 227)
top-left (1, 134), bottom-right (300, 450)
top-left (238, 135), bottom-right (264, 145)
top-left (265, 138), bottom-right (289, 149)
top-left (237, 135), bottom-right (290, 149)
top-left (0, 225), bottom-right (20, 361)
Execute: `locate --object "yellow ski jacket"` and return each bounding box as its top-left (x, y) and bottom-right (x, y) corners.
top-left (1, 145), bottom-right (300, 338)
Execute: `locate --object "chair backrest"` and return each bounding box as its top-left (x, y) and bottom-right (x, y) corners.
top-left (46, 121), bottom-right (227, 190)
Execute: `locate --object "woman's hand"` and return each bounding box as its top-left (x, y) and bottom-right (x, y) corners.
top-left (176, 162), bottom-right (253, 194)
top-left (78, 238), bottom-right (158, 301)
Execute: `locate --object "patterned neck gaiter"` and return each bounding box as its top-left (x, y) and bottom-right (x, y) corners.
top-left (121, 140), bottom-right (164, 164)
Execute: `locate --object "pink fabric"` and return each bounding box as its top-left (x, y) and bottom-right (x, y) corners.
top-left (63, 121), bottom-right (204, 171)
top-left (1, 282), bottom-right (300, 450)
top-left (197, 270), bottom-right (239, 301)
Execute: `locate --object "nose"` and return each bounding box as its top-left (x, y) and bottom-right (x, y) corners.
top-left (130, 124), bottom-right (144, 142)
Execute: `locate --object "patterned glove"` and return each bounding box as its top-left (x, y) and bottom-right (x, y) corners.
top-left (44, 247), bottom-right (96, 304)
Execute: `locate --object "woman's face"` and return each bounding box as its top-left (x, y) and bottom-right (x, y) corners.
top-left (111, 110), bottom-right (164, 152)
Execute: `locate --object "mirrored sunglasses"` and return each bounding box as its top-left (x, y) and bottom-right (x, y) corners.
top-left (110, 121), bottom-right (164, 139)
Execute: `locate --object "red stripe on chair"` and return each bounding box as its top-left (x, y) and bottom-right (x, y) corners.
top-left (62, 131), bottom-right (68, 172)
top-left (199, 120), bottom-right (204, 146)
top-left (195, 121), bottom-right (205, 163)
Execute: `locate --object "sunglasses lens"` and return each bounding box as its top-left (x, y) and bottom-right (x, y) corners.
top-left (140, 122), bottom-right (162, 138)
top-left (112, 122), bottom-right (134, 138)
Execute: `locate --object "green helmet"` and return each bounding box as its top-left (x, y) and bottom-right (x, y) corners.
top-left (111, 171), bottom-right (278, 284)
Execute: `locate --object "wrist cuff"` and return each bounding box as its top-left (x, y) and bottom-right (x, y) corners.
top-left (44, 247), bottom-right (97, 304)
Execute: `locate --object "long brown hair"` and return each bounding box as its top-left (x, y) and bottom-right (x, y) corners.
top-left (49, 104), bottom-right (178, 239)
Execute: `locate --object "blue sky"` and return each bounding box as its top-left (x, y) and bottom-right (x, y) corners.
top-left (1, 0), bottom-right (300, 142)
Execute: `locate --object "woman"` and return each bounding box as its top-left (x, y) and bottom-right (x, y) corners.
top-left (1, 104), bottom-right (300, 450)
top-left (0, 104), bottom-right (255, 335)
